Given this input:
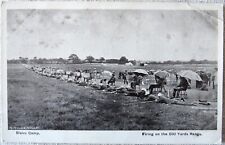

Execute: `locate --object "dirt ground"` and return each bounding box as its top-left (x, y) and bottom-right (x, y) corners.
top-left (8, 64), bottom-right (217, 130)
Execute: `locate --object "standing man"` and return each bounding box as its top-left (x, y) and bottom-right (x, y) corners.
top-left (212, 75), bottom-right (215, 89)
top-left (123, 70), bottom-right (128, 85)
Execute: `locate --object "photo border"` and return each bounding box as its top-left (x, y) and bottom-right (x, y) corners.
top-left (1, 2), bottom-right (223, 144)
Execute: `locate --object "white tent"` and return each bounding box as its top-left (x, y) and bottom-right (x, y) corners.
top-left (125, 62), bottom-right (133, 66)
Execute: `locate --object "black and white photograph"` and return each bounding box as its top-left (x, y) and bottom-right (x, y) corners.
top-left (2, 2), bottom-right (223, 144)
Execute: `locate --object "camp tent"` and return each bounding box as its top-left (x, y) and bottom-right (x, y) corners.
top-left (125, 62), bottom-right (133, 66)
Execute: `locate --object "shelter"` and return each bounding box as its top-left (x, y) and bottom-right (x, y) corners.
top-left (125, 62), bottom-right (133, 66)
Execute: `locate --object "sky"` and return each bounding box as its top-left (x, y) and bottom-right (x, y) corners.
top-left (7, 9), bottom-right (218, 61)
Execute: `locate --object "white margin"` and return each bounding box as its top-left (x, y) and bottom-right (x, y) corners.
top-left (1, 2), bottom-right (223, 144)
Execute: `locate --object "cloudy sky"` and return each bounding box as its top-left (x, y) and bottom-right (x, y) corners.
top-left (7, 9), bottom-right (218, 61)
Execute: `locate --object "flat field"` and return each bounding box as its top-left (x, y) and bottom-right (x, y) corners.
top-left (8, 63), bottom-right (217, 130)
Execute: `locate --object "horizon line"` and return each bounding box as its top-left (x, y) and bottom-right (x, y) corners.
top-left (7, 57), bottom-right (218, 62)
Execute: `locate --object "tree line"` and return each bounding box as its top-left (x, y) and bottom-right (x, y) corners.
top-left (7, 54), bottom-right (216, 65)
top-left (7, 54), bottom-right (131, 65)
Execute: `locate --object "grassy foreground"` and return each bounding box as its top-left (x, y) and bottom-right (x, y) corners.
top-left (8, 64), bottom-right (217, 130)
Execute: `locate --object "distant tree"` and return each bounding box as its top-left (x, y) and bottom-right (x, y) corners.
top-left (202, 59), bottom-right (208, 63)
top-left (189, 59), bottom-right (196, 64)
top-left (8, 59), bottom-right (21, 64)
top-left (163, 60), bottom-right (173, 64)
top-left (119, 56), bottom-right (129, 64)
top-left (58, 58), bottom-right (65, 64)
top-left (31, 56), bottom-right (37, 63)
top-left (86, 56), bottom-right (95, 63)
top-left (99, 57), bottom-right (105, 62)
top-left (19, 57), bottom-right (28, 64)
top-left (106, 59), bottom-right (119, 64)
top-left (68, 54), bottom-right (81, 64)
top-left (36, 58), bottom-right (44, 64)
top-left (175, 60), bottom-right (182, 64)
top-left (129, 60), bottom-right (136, 65)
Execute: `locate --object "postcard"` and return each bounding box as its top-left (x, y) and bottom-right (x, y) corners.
top-left (1, 1), bottom-right (223, 144)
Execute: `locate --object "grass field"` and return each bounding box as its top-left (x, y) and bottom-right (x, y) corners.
top-left (8, 63), bottom-right (217, 130)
